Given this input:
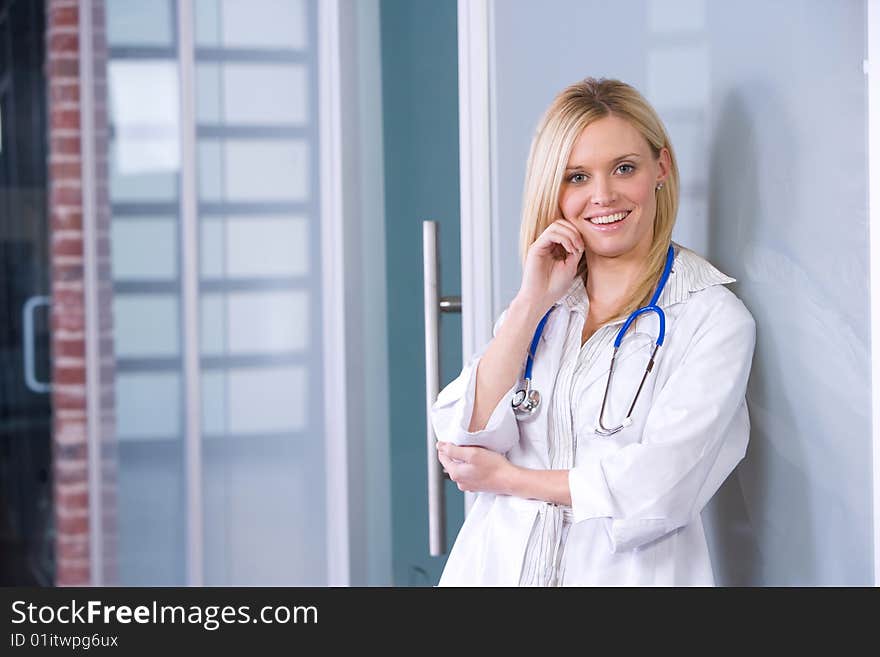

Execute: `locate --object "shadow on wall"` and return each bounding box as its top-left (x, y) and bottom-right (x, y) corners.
top-left (702, 85), bottom-right (815, 586)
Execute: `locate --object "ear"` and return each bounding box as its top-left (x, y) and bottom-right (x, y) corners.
top-left (656, 146), bottom-right (672, 185)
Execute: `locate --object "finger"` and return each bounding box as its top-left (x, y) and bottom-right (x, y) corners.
top-left (555, 219), bottom-right (586, 251)
top-left (542, 223), bottom-right (581, 255)
top-left (551, 220), bottom-right (585, 252)
top-left (441, 442), bottom-right (470, 463)
top-left (535, 228), bottom-right (576, 257)
top-left (437, 455), bottom-right (456, 480)
top-left (438, 452), bottom-right (460, 473)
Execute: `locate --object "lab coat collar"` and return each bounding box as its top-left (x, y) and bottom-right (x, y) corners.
top-left (558, 241), bottom-right (736, 313)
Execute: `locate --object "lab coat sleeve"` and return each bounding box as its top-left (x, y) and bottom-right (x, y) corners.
top-left (429, 309), bottom-right (521, 453)
top-left (568, 293), bottom-right (757, 553)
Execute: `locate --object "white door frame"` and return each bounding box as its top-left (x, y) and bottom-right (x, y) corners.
top-left (866, 0), bottom-right (880, 587)
top-left (78, 0), bottom-right (104, 586)
top-left (319, 0), bottom-right (352, 586)
top-left (457, 0), bottom-right (493, 516)
top-left (320, 0), bottom-right (391, 586)
top-left (457, 0), bottom-right (494, 363)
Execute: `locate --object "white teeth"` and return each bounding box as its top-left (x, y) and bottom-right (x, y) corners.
top-left (589, 211), bottom-right (629, 225)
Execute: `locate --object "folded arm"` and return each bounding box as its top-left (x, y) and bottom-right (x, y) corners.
top-left (441, 295), bottom-right (757, 553)
top-left (430, 296), bottom-right (548, 453)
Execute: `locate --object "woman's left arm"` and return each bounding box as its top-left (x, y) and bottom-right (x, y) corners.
top-left (439, 292), bottom-right (757, 552)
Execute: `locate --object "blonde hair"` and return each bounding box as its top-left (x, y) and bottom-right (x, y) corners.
top-left (519, 77), bottom-right (680, 325)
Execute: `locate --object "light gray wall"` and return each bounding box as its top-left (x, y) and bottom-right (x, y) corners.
top-left (489, 0), bottom-right (871, 584)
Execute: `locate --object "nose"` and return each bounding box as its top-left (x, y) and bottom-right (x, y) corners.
top-left (591, 175), bottom-right (616, 205)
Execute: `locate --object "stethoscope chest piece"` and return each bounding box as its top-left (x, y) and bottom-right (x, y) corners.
top-left (510, 306), bottom-right (556, 420)
top-left (512, 383), bottom-right (541, 417)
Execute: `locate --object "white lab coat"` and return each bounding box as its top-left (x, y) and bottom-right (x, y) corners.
top-left (430, 243), bottom-right (757, 586)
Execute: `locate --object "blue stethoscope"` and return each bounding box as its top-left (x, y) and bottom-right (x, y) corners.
top-left (511, 244), bottom-right (675, 437)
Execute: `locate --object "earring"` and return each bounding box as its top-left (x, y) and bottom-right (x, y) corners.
top-left (655, 182), bottom-right (664, 191)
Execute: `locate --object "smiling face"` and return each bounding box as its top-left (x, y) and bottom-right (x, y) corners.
top-left (559, 114), bottom-right (670, 262)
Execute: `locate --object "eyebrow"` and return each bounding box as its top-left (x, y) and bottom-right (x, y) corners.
top-left (565, 152), bottom-right (642, 171)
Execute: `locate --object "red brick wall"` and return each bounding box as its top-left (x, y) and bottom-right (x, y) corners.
top-left (46, 0), bottom-right (116, 587)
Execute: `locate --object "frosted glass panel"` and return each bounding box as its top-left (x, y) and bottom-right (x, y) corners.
top-left (108, 61), bottom-right (180, 172)
top-left (227, 291), bottom-right (307, 353)
top-left (200, 294), bottom-right (225, 355)
top-left (190, 0), bottom-right (324, 586)
top-left (196, 64), bottom-right (308, 125)
top-left (106, 0), bottom-right (174, 46)
top-left (111, 219), bottom-right (177, 280)
top-left (201, 370), bottom-right (226, 435)
top-left (108, 60), bottom-right (180, 202)
top-left (199, 218), bottom-right (224, 277)
top-left (227, 217), bottom-right (308, 277)
top-left (111, 132), bottom-right (179, 174)
top-left (197, 141), bottom-right (223, 201)
top-left (224, 140), bottom-right (309, 201)
top-left (203, 449), bottom-right (323, 584)
top-left (227, 366), bottom-right (306, 433)
top-left (110, 145), bottom-right (178, 202)
top-left (224, 64), bottom-right (308, 124)
top-left (113, 295), bottom-right (180, 357)
top-left (102, 0), bottom-right (326, 588)
top-left (194, 0), bottom-right (221, 46)
top-left (220, 0), bottom-right (307, 49)
top-left (104, 12), bottom-right (186, 587)
top-left (196, 63), bottom-right (222, 124)
top-left (489, 0), bottom-right (870, 585)
top-left (117, 451), bottom-right (183, 585)
top-left (200, 217), bottom-right (308, 279)
top-left (116, 372), bottom-right (181, 439)
top-left (197, 140), bottom-right (309, 201)
top-left (200, 291), bottom-right (307, 354)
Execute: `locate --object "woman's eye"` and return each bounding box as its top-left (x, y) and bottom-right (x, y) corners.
top-left (569, 173), bottom-right (588, 183)
top-left (616, 163), bottom-right (635, 175)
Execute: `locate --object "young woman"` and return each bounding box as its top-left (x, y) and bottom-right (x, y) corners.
top-left (432, 78), bottom-right (756, 586)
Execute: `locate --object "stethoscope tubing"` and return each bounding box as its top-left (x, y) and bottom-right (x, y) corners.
top-left (512, 244), bottom-right (676, 427)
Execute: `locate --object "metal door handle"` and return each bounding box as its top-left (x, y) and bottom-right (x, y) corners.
top-left (23, 296), bottom-right (51, 393)
top-left (423, 221), bottom-right (461, 556)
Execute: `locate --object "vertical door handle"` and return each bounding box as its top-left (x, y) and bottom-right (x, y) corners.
top-left (23, 296), bottom-right (51, 394)
top-left (423, 221), bottom-right (462, 556)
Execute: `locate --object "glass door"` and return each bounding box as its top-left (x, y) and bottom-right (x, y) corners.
top-left (85, 0), bottom-right (330, 585)
top-left (381, 0), bottom-right (464, 586)
top-left (0, 0), bottom-right (53, 585)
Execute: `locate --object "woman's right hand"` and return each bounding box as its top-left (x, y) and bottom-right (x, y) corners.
top-left (516, 219), bottom-right (585, 311)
